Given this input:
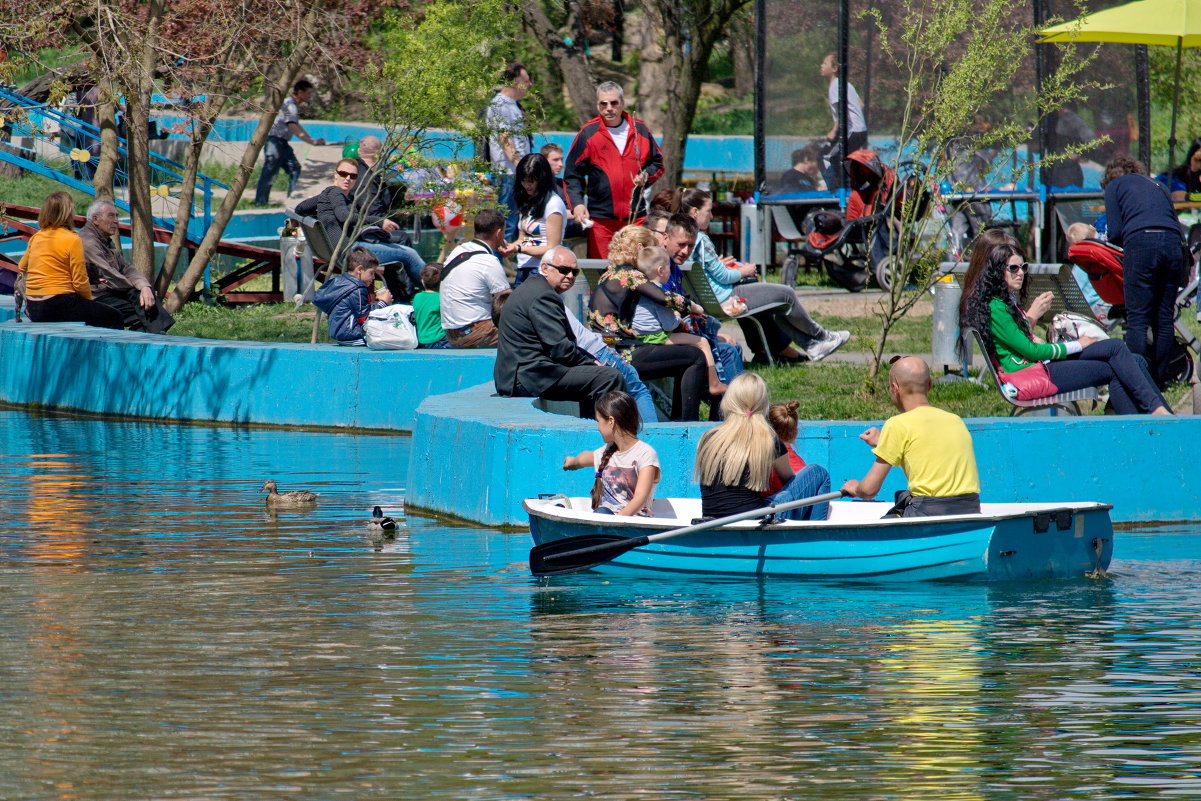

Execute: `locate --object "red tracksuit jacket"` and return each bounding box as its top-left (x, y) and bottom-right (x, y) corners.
top-left (563, 112), bottom-right (664, 222)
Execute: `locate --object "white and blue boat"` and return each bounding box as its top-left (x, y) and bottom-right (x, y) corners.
top-left (525, 497), bottom-right (1114, 581)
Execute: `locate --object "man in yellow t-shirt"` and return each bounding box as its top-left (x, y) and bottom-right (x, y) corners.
top-left (841, 356), bottom-right (981, 517)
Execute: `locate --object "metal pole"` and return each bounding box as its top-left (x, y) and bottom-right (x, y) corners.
top-left (1170, 39), bottom-right (1183, 171)
top-left (1032, 0), bottom-right (1050, 261)
top-left (753, 0), bottom-right (766, 194)
top-left (1137, 45), bottom-right (1152, 168)
top-left (838, 0), bottom-right (850, 187)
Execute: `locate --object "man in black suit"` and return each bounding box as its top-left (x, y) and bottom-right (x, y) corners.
top-left (494, 246), bottom-right (625, 417)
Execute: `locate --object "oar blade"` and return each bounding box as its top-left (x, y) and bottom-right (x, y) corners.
top-left (529, 534), bottom-right (644, 577)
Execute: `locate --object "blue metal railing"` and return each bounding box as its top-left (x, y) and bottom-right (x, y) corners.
top-left (0, 85), bottom-right (228, 235)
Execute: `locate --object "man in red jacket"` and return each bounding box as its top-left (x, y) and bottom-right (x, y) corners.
top-left (564, 81), bottom-right (664, 258)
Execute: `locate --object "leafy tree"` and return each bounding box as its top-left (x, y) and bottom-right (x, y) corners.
top-left (857, 0), bottom-right (1102, 383)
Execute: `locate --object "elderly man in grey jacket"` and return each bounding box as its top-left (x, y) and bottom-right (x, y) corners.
top-left (78, 199), bottom-right (174, 333)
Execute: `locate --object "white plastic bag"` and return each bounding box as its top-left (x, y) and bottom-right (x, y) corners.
top-left (363, 304), bottom-right (418, 350)
top-left (1048, 311), bottom-right (1109, 344)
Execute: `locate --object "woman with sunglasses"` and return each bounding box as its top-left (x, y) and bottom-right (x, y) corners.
top-left (962, 242), bottom-right (1170, 415)
top-left (296, 158), bottom-right (425, 300)
top-left (502, 153), bottom-right (565, 287)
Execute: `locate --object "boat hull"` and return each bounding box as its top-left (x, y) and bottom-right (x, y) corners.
top-left (525, 499), bottom-right (1114, 581)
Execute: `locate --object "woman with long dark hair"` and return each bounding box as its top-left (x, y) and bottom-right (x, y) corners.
top-left (505, 152), bottom-right (565, 286)
top-left (961, 242), bottom-right (1169, 415)
top-left (1168, 137), bottom-right (1201, 201)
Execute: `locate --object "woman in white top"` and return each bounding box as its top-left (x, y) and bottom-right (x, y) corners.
top-left (504, 153), bottom-right (566, 286)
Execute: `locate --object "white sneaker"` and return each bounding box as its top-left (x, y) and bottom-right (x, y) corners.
top-left (806, 329), bottom-right (850, 362)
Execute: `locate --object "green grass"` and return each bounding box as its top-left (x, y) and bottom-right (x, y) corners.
top-left (170, 302), bottom-right (329, 343)
top-left (746, 361), bottom-right (1015, 420)
top-left (0, 171), bottom-right (93, 214)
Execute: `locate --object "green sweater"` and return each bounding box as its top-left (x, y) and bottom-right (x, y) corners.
top-left (412, 290), bottom-right (447, 345)
top-left (988, 297), bottom-right (1069, 373)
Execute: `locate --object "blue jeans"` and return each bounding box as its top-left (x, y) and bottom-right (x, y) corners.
top-left (1122, 229), bottom-right (1182, 386)
top-left (255, 136), bottom-right (300, 205)
top-left (418, 337), bottom-right (451, 349)
top-left (496, 173), bottom-right (518, 241)
top-left (1046, 338), bottom-right (1165, 414)
top-left (594, 347), bottom-right (659, 424)
top-left (769, 464), bottom-right (831, 520)
top-left (357, 242), bottom-right (425, 291)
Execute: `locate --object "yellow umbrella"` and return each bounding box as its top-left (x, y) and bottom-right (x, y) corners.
top-left (1040, 0), bottom-right (1201, 167)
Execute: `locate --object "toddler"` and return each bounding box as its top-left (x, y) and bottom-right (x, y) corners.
top-left (412, 263), bottom-right (450, 349)
top-left (631, 246), bottom-right (727, 397)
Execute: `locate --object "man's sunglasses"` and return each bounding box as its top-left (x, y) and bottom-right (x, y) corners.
top-left (336, 169), bottom-right (358, 179)
top-left (552, 264), bottom-right (580, 277)
top-left (1006, 262), bottom-right (1030, 275)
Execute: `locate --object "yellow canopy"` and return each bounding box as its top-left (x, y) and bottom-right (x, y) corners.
top-left (1039, 0), bottom-right (1201, 47)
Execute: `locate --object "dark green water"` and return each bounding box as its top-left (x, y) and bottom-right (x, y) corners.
top-left (0, 410), bottom-right (1198, 800)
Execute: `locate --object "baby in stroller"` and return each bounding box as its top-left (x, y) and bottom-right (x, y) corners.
top-left (802, 150), bottom-right (928, 292)
top-left (1067, 223), bottom-right (1199, 386)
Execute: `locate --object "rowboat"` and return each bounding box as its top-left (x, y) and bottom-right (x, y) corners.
top-left (525, 495), bottom-right (1114, 581)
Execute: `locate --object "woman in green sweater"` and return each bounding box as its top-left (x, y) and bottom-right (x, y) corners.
top-left (962, 242), bottom-right (1169, 415)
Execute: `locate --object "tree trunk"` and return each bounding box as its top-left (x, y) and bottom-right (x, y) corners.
top-left (155, 102), bottom-right (222, 296)
top-left (728, 8), bottom-right (755, 98)
top-left (120, 0), bottom-right (166, 282)
top-left (522, 0), bottom-right (597, 123)
top-left (637, 0), bottom-right (750, 189)
top-left (164, 6), bottom-right (321, 313)
top-left (634, 5), bottom-right (675, 135)
top-left (92, 82), bottom-right (119, 201)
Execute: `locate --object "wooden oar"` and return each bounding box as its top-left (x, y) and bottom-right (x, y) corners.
top-left (529, 490), bottom-right (847, 577)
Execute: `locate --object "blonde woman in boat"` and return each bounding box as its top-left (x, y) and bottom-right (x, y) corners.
top-left (694, 373), bottom-right (831, 521)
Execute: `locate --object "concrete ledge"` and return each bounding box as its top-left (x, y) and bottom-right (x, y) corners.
top-left (0, 322), bottom-right (495, 432)
top-left (407, 382), bottom-right (1198, 526)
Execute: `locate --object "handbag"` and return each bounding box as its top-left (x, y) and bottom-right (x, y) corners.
top-left (363, 304), bottom-right (418, 350)
top-left (998, 362), bottom-right (1058, 400)
top-left (1048, 311), bottom-right (1109, 344)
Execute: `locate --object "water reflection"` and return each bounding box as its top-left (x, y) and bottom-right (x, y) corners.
top-left (0, 410), bottom-right (1198, 799)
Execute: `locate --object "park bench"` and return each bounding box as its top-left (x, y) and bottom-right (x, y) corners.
top-left (966, 328), bottom-right (1098, 416)
top-left (681, 261), bottom-right (788, 365)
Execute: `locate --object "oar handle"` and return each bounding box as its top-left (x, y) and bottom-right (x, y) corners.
top-left (643, 490), bottom-right (846, 544)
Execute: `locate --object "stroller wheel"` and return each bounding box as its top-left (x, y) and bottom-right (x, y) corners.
top-left (872, 256), bottom-right (894, 292)
top-left (1163, 340), bottom-right (1196, 385)
top-left (781, 255), bottom-right (799, 287)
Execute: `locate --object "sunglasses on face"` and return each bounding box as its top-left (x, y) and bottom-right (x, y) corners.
top-left (1006, 262), bottom-right (1029, 275)
top-left (336, 169), bottom-right (358, 179)
top-left (552, 264), bottom-right (580, 277)
top-left (598, 100), bottom-right (622, 108)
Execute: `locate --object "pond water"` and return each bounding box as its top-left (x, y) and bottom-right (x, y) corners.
top-left (1, 409), bottom-right (1198, 800)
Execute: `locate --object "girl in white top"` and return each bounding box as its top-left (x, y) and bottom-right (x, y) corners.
top-left (503, 153), bottom-right (566, 285)
top-left (563, 391), bottom-right (661, 516)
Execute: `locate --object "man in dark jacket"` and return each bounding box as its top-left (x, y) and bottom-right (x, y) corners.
top-left (79, 199), bottom-right (174, 333)
top-left (494, 246), bottom-right (625, 417)
top-left (564, 81), bottom-right (663, 259)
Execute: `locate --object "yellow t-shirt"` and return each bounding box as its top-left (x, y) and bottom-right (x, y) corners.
top-left (18, 227), bottom-right (91, 299)
top-left (872, 405), bottom-right (980, 497)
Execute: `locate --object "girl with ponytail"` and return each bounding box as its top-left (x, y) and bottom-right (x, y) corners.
top-left (695, 374), bottom-right (831, 521)
top-left (563, 391), bottom-right (661, 515)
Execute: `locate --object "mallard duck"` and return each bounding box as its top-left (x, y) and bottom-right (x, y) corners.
top-left (367, 506), bottom-right (397, 532)
top-left (261, 480), bottom-right (318, 506)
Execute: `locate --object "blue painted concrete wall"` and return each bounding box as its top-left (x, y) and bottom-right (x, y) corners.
top-left (407, 382), bottom-right (1198, 526)
top-left (0, 322), bottom-right (494, 432)
top-left (0, 296), bottom-right (14, 323)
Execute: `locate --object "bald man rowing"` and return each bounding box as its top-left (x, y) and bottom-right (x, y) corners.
top-left (841, 356), bottom-right (981, 517)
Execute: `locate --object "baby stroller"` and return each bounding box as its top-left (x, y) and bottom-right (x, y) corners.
top-left (798, 150), bottom-right (930, 292)
top-left (1067, 238), bottom-right (1199, 385)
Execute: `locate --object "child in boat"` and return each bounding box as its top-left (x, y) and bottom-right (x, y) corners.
top-left (563, 391), bottom-right (661, 516)
top-left (695, 374), bottom-right (831, 521)
top-left (630, 245), bottom-right (728, 397)
top-left (765, 400), bottom-right (808, 495)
